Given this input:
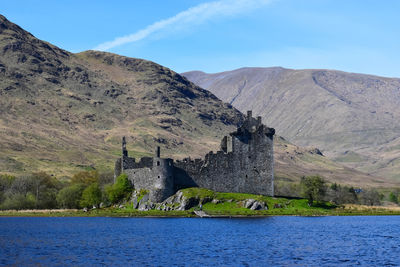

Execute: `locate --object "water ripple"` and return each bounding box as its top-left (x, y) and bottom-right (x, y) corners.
top-left (1, 216), bottom-right (400, 266)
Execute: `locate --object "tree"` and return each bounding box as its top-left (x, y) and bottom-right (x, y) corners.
top-left (0, 175), bottom-right (36, 210)
top-left (360, 189), bottom-right (381, 206)
top-left (0, 174), bottom-right (15, 203)
top-left (98, 170), bottom-right (114, 187)
top-left (300, 175), bottom-right (327, 205)
top-left (105, 174), bottom-right (132, 204)
top-left (31, 172), bottom-right (59, 209)
top-left (71, 170), bottom-right (99, 186)
top-left (0, 193), bottom-right (36, 210)
top-left (80, 183), bottom-right (102, 208)
top-left (56, 184), bottom-right (85, 209)
top-left (389, 191), bottom-right (399, 204)
top-left (0, 173), bottom-right (60, 210)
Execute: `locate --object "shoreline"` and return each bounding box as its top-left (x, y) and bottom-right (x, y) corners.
top-left (2, 207), bottom-right (400, 218)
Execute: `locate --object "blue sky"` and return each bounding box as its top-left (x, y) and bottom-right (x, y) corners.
top-left (2, 0), bottom-right (400, 77)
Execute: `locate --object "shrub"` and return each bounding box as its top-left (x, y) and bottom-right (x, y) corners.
top-left (0, 193), bottom-right (36, 210)
top-left (80, 183), bottom-right (102, 208)
top-left (57, 184), bottom-right (85, 209)
top-left (106, 174), bottom-right (132, 204)
top-left (389, 192), bottom-right (399, 204)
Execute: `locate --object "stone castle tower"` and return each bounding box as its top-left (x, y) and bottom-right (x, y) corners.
top-left (115, 111), bottom-right (275, 202)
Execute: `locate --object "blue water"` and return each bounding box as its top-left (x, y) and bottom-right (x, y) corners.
top-left (0, 216), bottom-right (399, 266)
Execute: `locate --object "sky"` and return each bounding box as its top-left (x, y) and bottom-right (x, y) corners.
top-left (2, 0), bottom-right (400, 77)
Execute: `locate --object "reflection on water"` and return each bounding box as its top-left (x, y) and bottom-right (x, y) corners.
top-left (1, 216), bottom-right (400, 266)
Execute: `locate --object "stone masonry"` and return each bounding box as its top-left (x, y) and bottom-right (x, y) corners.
top-left (114, 111), bottom-right (275, 202)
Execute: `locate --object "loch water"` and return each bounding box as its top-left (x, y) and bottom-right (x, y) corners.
top-left (1, 216), bottom-right (399, 266)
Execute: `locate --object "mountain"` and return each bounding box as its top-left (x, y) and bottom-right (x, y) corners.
top-left (0, 15), bottom-right (394, 188)
top-left (182, 68), bottom-right (400, 181)
top-left (0, 14), bottom-right (242, 177)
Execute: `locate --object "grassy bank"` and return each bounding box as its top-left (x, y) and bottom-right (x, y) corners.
top-left (2, 206), bottom-right (400, 217)
top-left (2, 188), bottom-right (400, 217)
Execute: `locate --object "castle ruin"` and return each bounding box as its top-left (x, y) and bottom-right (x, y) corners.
top-left (114, 111), bottom-right (275, 202)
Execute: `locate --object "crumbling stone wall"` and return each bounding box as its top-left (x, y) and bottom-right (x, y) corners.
top-left (174, 111), bottom-right (274, 196)
top-left (125, 157), bottom-right (174, 203)
top-left (114, 111), bottom-right (275, 202)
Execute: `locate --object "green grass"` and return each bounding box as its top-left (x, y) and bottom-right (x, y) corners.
top-left (2, 203), bottom-right (400, 217)
top-left (2, 188), bottom-right (400, 217)
top-left (175, 188), bottom-right (340, 216)
top-left (181, 188), bottom-right (215, 199)
top-left (136, 189), bottom-right (149, 202)
top-left (334, 151), bottom-right (367, 163)
top-left (0, 208), bottom-right (194, 217)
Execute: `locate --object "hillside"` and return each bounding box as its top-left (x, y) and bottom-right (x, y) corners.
top-left (0, 15), bottom-right (394, 187)
top-left (183, 68), bottom-right (400, 181)
top-left (0, 14), bottom-right (242, 176)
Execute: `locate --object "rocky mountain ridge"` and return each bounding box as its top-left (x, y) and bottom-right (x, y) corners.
top-left (0, 14), bottom-right (395, 187)
top-left (183, 68), bottom-right (400, 181)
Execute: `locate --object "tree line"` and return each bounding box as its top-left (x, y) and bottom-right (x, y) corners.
top-left (1, 172), bottom-right (398, 210)
top-left (275, 175), bottom-right (399, 206)
top-left (0, 171), bottom-right (132, 210)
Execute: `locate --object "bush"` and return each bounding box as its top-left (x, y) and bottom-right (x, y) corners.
top-left (105, 174), bottom-right (132, 204)
top-left (360, 189), bottom-right (381, 206)
top-left (300, 175), bottom-right (326, 205)
top-left (0, 174), bottom-right (16, 203)
top-left (0, 193), bottom-right (36, 210)
top-left (389, 192), bottom-right (399, 204)
top-left (57, 184), bottom-right (85, 209)
top-left (31, 172), bottom-right (59, 209)
top-left (80, 183), bottom-right (102, 208)
top-left (327, 184), bottom-right (358, 205)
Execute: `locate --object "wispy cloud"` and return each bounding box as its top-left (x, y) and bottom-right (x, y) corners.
top-left (93, 0), bottom-right (272, 51)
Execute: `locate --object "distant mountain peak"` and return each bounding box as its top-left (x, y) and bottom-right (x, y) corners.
top-left (0, 15), bottom-right (393, 188)
top-left (182, 67), bottom-right (400, 182)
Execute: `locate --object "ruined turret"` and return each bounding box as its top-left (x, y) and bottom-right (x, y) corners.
top-left (122, 136), bottom-right (128, 157)
top-left (114, 110), bottom-right (275, 201)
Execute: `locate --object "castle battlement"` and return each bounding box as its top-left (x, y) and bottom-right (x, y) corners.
top-left (114, 111), bottom-right (275, 202)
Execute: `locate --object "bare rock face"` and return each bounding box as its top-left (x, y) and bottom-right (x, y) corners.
top-left (177, 197), bottom-right (199, 211)
top-left (249, 201), bottom-right (266, 210)
top-left (242, 199), bottom-right (267, 210)
top-left (244, 199), bottom-right (256, 209)
top-left (138, 193), bottom-right (151, 211)
top-left (130, 192), bottom-right (139, 209)
top-left (163, 191), bottom-right (200, 211)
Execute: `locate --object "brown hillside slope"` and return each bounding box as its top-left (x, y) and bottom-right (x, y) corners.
top-left (0, 15), bottom-right (395, 187)
top-left (0, 14), bottom-right (242, 176)
top-left (183, 68), bottom-right (400, 181)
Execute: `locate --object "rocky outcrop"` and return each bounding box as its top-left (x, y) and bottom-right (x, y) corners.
top-left (127, 189), bottom-right (269, 212)
top-left (242, 199), bottom-right (268, 210)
